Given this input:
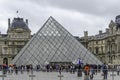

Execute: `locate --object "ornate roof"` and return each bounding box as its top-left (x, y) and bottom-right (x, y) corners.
top-left (9, 17), bottom-right (30, 31)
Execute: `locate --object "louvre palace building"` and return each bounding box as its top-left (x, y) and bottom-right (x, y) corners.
top-left (0, 15), bottom-right (120, 66)
top-left (0, 17), bottom-right (31, 65)
top-left (80, 15), bottom-right (120, 65)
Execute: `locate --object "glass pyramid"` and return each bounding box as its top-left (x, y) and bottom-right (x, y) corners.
top-left (12, 16), bottom-right (102, 66)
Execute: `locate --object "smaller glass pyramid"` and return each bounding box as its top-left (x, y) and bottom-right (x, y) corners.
top-left (12, 16), bottom-right (102, 66)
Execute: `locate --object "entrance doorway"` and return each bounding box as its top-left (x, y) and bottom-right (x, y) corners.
top-left (50, 62), bottom-right (72, 66)
top-left (50, 62), bottom-right (72, 65)
top-left (3, 58), bottom-right (8, 65)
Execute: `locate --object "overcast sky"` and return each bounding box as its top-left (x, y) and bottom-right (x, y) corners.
top-left (0, 0), bottom-right (120, 36)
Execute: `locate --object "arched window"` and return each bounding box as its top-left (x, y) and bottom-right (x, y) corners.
top-left (101, 46), bottom-right (103, 53)
top-left (3, 58), bottom-right (8, 65)
top-left (95, 47), bottom-right (99, 54)
top-left (89, 47), bottom-right (92, 52)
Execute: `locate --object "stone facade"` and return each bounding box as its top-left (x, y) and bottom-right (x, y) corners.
top-left (1, 15), bottom-right (120, 65)
top-left (0, 17), bottom-right (31, 65)
top-left (79, 15), bottom-right (120, 65)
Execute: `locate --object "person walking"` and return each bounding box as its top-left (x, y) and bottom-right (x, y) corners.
top-left (117, 65), bottom-right (120, 75)
top-left (90, 66), bottom-right (95, 80)
top-left (77, 64), bottom-right (82, 77)
top-left (84, 64), bottom-right (90, 80)
top-left (102, 63), bottom-right (108, 80)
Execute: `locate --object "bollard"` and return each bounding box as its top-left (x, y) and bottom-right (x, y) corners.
top-left (58, 70), bottom-right (64, 80)
top-left (58, 75), bottom-right (64, 80)
top-left (29, 70), bottom-right (35, 80)
top-left (110, 69), bottom-right (116, 80)
top-left (29, 75), bottom-right (36, 80)
top-left (77, 69), bottom-right (82, 77)
top-left (0, 75), bottom-right (6, 80)
top-left (31, 69), bottom-right (33, 74)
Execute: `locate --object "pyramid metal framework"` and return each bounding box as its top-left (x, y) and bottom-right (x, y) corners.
top-left (12, 17), bottom-right (102, 66)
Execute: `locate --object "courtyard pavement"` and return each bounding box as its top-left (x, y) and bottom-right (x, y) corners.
top-left (0, 71), bottom-right (119, 80)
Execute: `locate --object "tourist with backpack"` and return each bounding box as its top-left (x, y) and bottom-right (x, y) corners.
top-left (84, 64), bottom-right (90, 80)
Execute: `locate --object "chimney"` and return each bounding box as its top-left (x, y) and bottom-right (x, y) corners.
top-left (84, 31), bottom-right (88, 37)
top-left (106, 28), bottom-right (109, 34)
top-left (8, 18), bottom-right (10, 28)
top-left (99, 30), bottom-right (102, 34)
top-left (26, 19), bottom-right (28, 25)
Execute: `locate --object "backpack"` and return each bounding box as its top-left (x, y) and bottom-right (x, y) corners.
top-left (103, 65), bottom-right (107, 69)
top-left (84, 66), bottom-right (90, 75)
top-left (103, 65), bottom-right (108, 72)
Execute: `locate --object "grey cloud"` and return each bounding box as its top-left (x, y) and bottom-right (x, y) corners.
top-left (0, 0), bottom-right (119, 36)
top-left (29, 0), bottom-right (120, 17)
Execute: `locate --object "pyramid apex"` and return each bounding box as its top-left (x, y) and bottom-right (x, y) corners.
top-left (49, 16), bottom-right (53, 18)
top-left (48, 16), bottom-right (57, 22)
top-left (49, 16), bottom-right (54, 19)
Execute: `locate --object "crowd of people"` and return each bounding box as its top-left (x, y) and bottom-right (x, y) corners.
top-left (0, 63), bottom-right (120, 80)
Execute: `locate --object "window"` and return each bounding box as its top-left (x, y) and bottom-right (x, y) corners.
top-left (3, 47), bottom-right (8, 54)
top-left (101, 46), bottom-right (103, 53)
top-left (4, 41), bottom-right (7, 44)
top-left (95, 47), bottom-right (99, 54)
top-left (89, 47), bottom-right (92, 52)
top-left (17, 47), bottom-right (22, 53)
top-left (96, 41), bottom-right (98, 44)
top-left (11, 47), bottom-right (15, 54)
